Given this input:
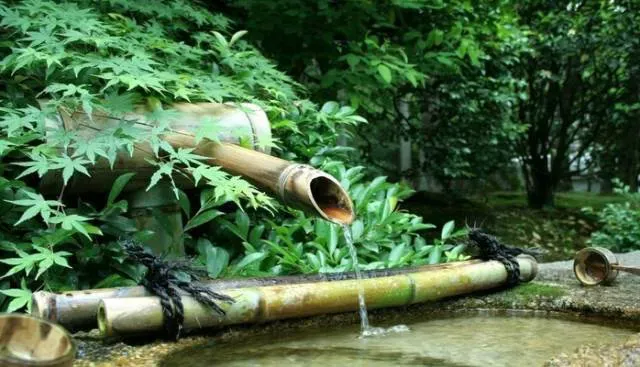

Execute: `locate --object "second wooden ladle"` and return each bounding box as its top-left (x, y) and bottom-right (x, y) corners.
top-left (573, 247), bottom-right (640, 286)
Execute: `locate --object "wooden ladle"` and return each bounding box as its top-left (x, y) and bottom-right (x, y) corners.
top-left (573, 247), bottom-right (640, 286)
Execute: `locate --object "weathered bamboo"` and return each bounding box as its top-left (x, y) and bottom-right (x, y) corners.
top-left (32, 260), bottom-right (480, 332)
top-left (40, 102), bottom-right (272, 194)
top-left (41, 102), bottom-right (355, 224)
top-left (163, 134), bottom-right (354, 224)
top-left (97, 256), bottom-right (537, 337)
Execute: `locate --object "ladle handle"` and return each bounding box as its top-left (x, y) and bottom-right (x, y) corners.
top-left (611, 265), bottom-right (640, 276)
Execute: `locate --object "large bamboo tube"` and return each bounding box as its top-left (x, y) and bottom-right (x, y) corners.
top-left (41, 102), bottom-right (354, 224)
top-left (97, 256), bottom-right (537, 337)
top-left (40, 102), bottom-right (272, 194)
top-left (32, 260), bottom-right (481, 332)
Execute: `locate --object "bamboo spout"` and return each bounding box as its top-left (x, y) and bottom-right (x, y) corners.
top-left (41, 102), bottom-right (354, 223)
top-left (164, 135), bottom-right (355, 225)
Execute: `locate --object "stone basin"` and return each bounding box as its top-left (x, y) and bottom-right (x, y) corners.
top-left (72, 251), bottom-right (640, 366)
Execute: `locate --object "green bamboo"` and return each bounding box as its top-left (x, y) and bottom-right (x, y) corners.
top-left (98, 256), bottom-right (537, 337)
top-left (32, 260), bottom-right (480, 332)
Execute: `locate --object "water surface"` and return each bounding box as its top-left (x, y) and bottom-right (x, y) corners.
top-left (161, 314), bottom-right (636, 367)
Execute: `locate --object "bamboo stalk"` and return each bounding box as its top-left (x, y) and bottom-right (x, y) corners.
top-left (41, 102), bottom-right (355, 224)
top-left (97, 256), bottom-right (537, 337)
top-left (32, 260), bottom-right (481, 331)
top-left (163, 135), bottom-right (354, 224)
top-left (40, 102), bottom-right (271, 194)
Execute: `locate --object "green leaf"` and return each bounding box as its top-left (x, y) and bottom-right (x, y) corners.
top-left (428, 245), bottom-right (443, 264)
top-left (345, 54), bottom-right (360, 68)
top-left (229, 30), bottom-right (248, 46)
top-left (377, 64), bottom-right (392, 84)
top-left (212, 31), bottom-right (228, 47)
top-left (441, 220), bottom-right (455, 241)
top-left (177, 190), bottom-right (191, 219)
top-left (351, 220), bottom-right (364, 241)
top-left (107, 172), bottom-right (136, 208)
top-left (235, 252), bottom-right (265, 270)
top-left (48, 214), bottom-right (93, 239)
top-left (235, 210), bottom-right (250, 239)
top-left (446, 244), bottom-right (466, 262)
top-left (328, 224), bottom-right (339, 257)
top-left (7, 193), bottom-right (61, 225)
top-left (320, 101), bottom-right (340, 114)
top-left (197, 239), bottom-right (229, 278)
top-left (36, 257), bottom-right (53, 280)
top-left (389, 243), bottom-right (405, 263)
top-left (1, 287), bottom-right (32, 313)
top-left (184, 210), bottom-right (223, 231)
top-left (467, 44), bottom-right (480, 66)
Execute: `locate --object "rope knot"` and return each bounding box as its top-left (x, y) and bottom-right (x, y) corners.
top-left (468, 229), bottom-right (540, 286)
top-left (121, 239), bottom-right (235, 340)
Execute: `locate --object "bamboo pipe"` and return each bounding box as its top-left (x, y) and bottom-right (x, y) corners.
top-left (97, 256), bottom-right (537, 337)
top-left (164, 133), bottom-right (354, 224)
top-left (39, 102), bottom-right (273, 194)
top-left (40, 102), bottom-right (355, 224)
top-left (32, 260), bottom-right (481, 332)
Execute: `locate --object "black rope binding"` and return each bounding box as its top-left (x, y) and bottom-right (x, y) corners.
top-left (467, 229), bottom-right (541, 286)
top-left (121, 239), bottom-right (235, 340)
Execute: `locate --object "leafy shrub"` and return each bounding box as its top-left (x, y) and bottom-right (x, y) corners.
top-left (0, 0), bottom-right (466, 312)
top-left (584, 180), bottom-right (640, 252)
top-left (193, 159), bottom-right (469, 278)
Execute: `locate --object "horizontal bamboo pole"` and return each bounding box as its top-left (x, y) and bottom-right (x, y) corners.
top-left (98, 256), bottom-right (537, 337)
top-left (32, 260), bottom-right (481, 332)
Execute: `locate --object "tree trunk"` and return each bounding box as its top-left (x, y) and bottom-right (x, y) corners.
top-left (526, 170), bottom-right (555, 209)
top-left (600, 176), bottom-right (613, 194)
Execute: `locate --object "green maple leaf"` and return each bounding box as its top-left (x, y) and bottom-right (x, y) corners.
top-left (0, 279), bottom-right (33, 313)
top-left (6, 190), bottom-right (62, 225)
top-left (49, 155), bottom-right (92, 184)
top-left (48, 214), bottom-right (98, 239)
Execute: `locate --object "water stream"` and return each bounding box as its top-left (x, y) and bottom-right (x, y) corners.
top-left (342, 225), bottom-right (409, 337)
top-left (343, 224), bottom-right (370, 332)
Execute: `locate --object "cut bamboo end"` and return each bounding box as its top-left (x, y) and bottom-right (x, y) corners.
top-left (97, 256), bottom-right (537, 337)
top-left (573, 247), bottom-right (619, 285)
top-left (31, 287), bottom-right (150, 332)
top-left (31, 291), bottom-right (54, 321)
top-left (278, 164), bottom-right (354, 225)
top-left (97, 290), bottom-right (261, 337)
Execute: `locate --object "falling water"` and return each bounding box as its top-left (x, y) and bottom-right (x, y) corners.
top-left (342, 225), bottom-right (409, 338)
top-left (343, 225), bottom-right (371, 331)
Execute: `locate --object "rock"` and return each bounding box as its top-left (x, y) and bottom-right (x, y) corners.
top-left (546, 333), bottom-right (640, 367)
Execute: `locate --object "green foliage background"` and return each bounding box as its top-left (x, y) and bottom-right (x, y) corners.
top-left (2, 0), bottom-right (639, 313)
top-left (0, 0), bottom-right (467, 312)
top-left (585, 180), bottom-right (640, 252)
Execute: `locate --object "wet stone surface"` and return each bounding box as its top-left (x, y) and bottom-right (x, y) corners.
top-left (73, 252), bottom-right (640, 366)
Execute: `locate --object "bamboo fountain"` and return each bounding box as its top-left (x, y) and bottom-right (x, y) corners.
top-left (31, 102), bottom-right (538, 337)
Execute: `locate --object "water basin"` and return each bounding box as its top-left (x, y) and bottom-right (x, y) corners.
top-left (160, 313), bottom-right (637, 367)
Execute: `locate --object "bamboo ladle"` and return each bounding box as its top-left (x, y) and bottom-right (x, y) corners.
top-left (573, 247), bottom-right (640, 286)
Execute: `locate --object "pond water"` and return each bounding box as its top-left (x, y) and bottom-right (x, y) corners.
top-left (160, 314), bottom-right (637, 367)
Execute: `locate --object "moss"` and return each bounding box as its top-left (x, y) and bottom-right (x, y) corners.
top-left (502, 282), bottom-right (566, 302)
